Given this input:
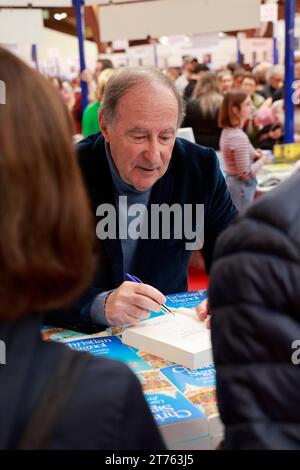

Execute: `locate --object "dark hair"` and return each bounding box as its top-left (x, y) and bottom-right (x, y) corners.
top-left (0, 47), bottom-right (95, 320)
top-left (226, 62), bottom-right (240, 74)
top-left (193, 63), bottom-right (209, 73)
top-left (242, 72), bottom-right (257, 84)
top-left (218, 88), bottom-right (247, 127)
top-left (183, 56), bottom-right (198, 64)
top-left (233, 68), bottom-right (246, 79)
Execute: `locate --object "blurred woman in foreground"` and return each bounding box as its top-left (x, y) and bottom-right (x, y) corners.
top-left (0, 47), bottom-right (164, 450)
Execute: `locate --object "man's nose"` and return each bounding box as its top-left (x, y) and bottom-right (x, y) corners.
top-left (144, 139), bottom-right (161, 165)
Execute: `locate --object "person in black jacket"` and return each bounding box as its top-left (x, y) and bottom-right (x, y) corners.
top-left (257, 65), bottom-right (284, 100)
top-left (0, 47), bottom-right (164, 450)
top-left (209, 173), bottom-right (300, 449)
top-left (181, 72), bottom-right (223, 150)
top-left (183, 63), bottom-right (209, 101)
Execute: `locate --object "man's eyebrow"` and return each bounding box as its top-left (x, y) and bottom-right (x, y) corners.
top-left (159, 128), bottom-right (176, 134)
top-left (126, 127), bottom-right (176, 134)
top-left (127, 127), bottom-right (149, 133)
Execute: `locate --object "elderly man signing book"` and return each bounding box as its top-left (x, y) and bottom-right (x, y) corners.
top-left (45, 67), bottom-right (237, 333)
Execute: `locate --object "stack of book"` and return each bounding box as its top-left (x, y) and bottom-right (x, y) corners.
top-left (160, 364), bottom-right (223, 448)
top-left (42, 290), bottom-right (224, 450)
top-left (136, 366), bottom-right (209, 449)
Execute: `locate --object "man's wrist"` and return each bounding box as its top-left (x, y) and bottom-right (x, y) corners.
top-left (103, 290), bottom-right (114, 324)
top-left (90, 290), bottom-right (114, 326)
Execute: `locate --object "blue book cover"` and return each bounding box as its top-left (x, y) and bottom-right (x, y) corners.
top-left (161, 364), bottom-right (216, 389)
top-left (65, 335), bottom-right (151, 374)
top-left (144, 387), bottom-right (210, 448)
top-left (161, 364), bottom-right (218, 417)
top-left (41, 325), bottom-right (86, 342)
top-left (149, 290), bottom-right (207, 320)
top-left (145, 388), bottom-right (207, 427)
top-left (165, 290), bottom-right (207, 309)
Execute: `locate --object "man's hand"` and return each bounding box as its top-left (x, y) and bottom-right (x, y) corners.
top-left (195, 298), bottom-right (211, 329)
top-left (104, 281), bottom-right (166, 326)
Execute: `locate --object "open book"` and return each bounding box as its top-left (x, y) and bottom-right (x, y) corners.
top-left (122, 307), bottom-right (212, 370)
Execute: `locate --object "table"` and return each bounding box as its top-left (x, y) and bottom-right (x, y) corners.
top-left (41, 290), bottom-right (223, 450)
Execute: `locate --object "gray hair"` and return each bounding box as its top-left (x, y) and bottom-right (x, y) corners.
top-left (266, 64), bottom-right (284, 80)
top-left (101, 66), bottom-right (185, 128)
top-left (217, 70), bottom-right (233, 80)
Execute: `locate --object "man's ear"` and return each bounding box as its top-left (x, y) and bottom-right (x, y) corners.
top-left (99, 111), bottom-right (111, 142)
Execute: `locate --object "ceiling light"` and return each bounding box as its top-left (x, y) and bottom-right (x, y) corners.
top-left (54, 12), bottom-right (67, 21)
top-left (159, 36), bottom-right (169, 46)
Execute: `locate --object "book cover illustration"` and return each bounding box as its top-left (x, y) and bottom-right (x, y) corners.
top-left (145, 387), bottom-right (207, 427)
top-left (138, 369), bottom-right (175, 395)
top-left (41, 325), bottom-right (86, 342)
top-left (161, 364), bottom-right (218, 417)
top-left (138, 368), bottom-right (211, 449)
top-left (131, 348), bottom-right (173, 370)
top-left (165, 290), bottom-right (208, 310)
top-left (65, 335), bottom-right (152, 374)
top-left (144, 383), bottom-right (210, 449)
top-left (148, 290), bottom-right (207, 321)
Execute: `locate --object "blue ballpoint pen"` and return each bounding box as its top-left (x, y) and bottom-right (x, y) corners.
top-left (125, 273), bottom-right (175, 316)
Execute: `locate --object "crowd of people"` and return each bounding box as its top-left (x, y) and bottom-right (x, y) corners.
top-left (47, 53), bottom-right (299, 213)
top-left (48, 54), bottom-right (300, 149)
top-left (1, 43), bottom-right (300, 451)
